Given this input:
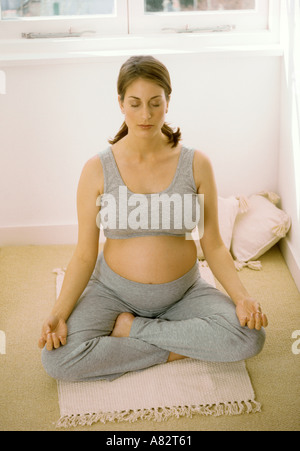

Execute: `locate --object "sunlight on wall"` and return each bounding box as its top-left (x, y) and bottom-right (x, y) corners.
top-left (283, 0), bottom-right (300, 222)
top-left (292, 85), bottom-right (300, 222)
top-left (291, 0), bottom-right (300, 222)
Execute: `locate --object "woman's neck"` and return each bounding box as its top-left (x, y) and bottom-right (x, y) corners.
top-left (122, 132), bottom-right (169, 160)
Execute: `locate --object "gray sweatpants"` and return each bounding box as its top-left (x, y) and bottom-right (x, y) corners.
top-left (42, 252), bottom-right (265, 382)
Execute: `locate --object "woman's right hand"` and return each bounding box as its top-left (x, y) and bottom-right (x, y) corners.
top-left (38, 315), bottom-right (68, 351)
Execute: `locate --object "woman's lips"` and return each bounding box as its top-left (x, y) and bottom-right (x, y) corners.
top-left (138, 125), bottom-right (153, 130)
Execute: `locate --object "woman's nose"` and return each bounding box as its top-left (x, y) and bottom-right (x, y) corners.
top-left (141, 106), bottom-right (152, 120)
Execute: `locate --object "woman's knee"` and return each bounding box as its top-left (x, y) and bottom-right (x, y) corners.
top-left (41, 342), bottom-right (85, 381)
top-left (41, 346), bottom-right (68, 381)
top-left (241, 327), bottom-right (266, 360)
top-left (41, 337), bottom-right (106, 382)
top-left (215, 312), bottom-right (266, 362)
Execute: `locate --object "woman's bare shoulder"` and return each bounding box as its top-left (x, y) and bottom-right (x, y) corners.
top-left (80, 154), bottom-right (104, 194)
top-left (192, 149), bottom-right (214, 189)
top-left (193, 148), bottom-right (212, 167)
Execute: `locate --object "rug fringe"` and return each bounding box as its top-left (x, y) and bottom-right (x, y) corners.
top-left (56, 400), bottom-right (261, 429)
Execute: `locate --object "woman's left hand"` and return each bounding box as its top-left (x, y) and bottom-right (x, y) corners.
top-left (236, 298), bottom-right (268, 330)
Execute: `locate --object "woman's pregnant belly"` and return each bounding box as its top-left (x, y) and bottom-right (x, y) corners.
top-left (103, 236), bottom-right (198, 284)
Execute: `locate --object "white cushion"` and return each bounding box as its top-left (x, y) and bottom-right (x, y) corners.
top-left (193, 196), bottom-right (240, 259)
top-left (231, 192), bottom-right (291, 262)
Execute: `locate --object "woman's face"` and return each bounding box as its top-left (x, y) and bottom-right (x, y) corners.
top-left (119, 77), bottom-right (169, 140)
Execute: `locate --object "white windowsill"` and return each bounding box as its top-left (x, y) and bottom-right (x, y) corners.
top-left (0, 31), bottom-right (283, 67)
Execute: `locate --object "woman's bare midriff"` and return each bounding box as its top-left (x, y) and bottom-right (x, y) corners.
top-left (103, 236), bottom-right (198, 284)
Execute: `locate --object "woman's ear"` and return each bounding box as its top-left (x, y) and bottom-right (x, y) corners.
top-left (118, 95), bottom-right (125, 114)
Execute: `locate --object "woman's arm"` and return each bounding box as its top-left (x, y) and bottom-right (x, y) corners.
top-left (195, 151), bottom-right (268, 331)
top-left (38, 156), bottom-right (103, 350)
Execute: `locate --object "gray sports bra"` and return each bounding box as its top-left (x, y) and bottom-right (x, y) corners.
top-left (97, 146), bottom-right (200, 239)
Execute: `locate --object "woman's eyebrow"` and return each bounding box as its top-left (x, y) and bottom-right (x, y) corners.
top-left (128, 95), bottom-right (162, 100)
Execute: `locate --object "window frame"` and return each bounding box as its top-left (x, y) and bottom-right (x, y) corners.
top-left (0, 0), bottom-right (128, 39)
top-left (0, 0), bottom-right (281, 63)
top-left (128, 0), bottom-right (271, 34)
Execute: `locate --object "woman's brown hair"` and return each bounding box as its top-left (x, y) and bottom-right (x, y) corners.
top-left (109, 55), bottom-right (181, 148)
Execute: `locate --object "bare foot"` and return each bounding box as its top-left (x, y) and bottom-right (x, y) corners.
top-left (167, 352), bottom-right (187, 363)
top-left (111, 314), bottom-right (187, 363)
top-left (110, 312), bottom-right (135, 338)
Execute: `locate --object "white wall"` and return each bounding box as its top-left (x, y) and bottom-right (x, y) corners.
top-left (165, 54), bottom-right (280, 197)
top-left (278, 0), bottom-right (300, 291)
top-left (0, 52), bottom-right (281, 245)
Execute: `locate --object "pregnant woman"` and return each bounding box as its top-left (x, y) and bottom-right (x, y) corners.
top-left (39, 55), bottom-right (267, 382)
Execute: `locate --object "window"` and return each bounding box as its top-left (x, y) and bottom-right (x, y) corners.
top-left (0, 0), bottom-right (128, 38)
top-left (1, 0), bottom-right (115, 19)
top-left (145, 0), bottom-right (256, 13)
top-left (129, 0), bottom-right (270, 34)
top-left (0, 0), bottom-right (275, 40)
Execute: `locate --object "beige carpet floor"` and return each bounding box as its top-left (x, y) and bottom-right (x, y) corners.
top-left (0, 244), bottom-right (299, 431)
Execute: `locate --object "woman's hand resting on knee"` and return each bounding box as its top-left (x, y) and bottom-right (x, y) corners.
top-left (236, 298), bottom-right (268, 331)
top-left (38, 315), bottom-right (68, 351)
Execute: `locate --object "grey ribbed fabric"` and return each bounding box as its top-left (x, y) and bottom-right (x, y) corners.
top-left (41, 146), bottom-right (265, 383)
top-left (97, 146), bottom-right (199, 239)
top-left (42, 253), bottom-right (265, 382)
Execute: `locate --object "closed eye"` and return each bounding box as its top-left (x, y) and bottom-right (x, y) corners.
top-left (129, 101), bottom-right (161, 108)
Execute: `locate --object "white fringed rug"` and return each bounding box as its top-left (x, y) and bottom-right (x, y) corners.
top-left (54, 263), bottom-right (261, 428)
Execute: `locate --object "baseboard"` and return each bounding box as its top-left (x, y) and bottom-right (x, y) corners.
top-left (0, 224), bottom-right (107, 246)
top-left (0, 224), bottom-right (78, 246)
top-left (279, 238), bottom-right (300, 293)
